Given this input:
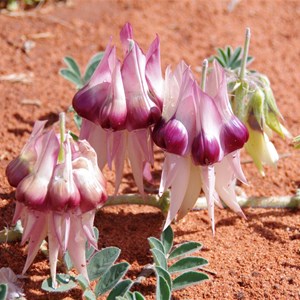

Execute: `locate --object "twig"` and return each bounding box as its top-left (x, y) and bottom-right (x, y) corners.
top-left (20, 99), bottom-right (41, 107)
top-left (199, 267), bottom-right (217, 276)
top-left (0, 73), bottom-right (34, 84)
top-left (133, 264), bottom-right (155, 285)
top-left (193, 195), bottom-right (300, 210)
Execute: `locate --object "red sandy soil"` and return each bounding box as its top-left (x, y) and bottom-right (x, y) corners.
top-left (0, 0), bottom-right (299, 299)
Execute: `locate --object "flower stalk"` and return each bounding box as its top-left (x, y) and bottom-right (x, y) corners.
top-left (58, 112), bottom-right (66, 163)
top-left (239, 27), bottom-right (251, 80)
top-left (1, 193), bottom-right (299, 244)
top-left (200, 59), bottom-right (208, 91)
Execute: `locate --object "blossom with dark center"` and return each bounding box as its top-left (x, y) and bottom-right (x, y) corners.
top-left (154, 61), bottom-right (248, 233)
top-left (76, 23), bottom-right (164, 195)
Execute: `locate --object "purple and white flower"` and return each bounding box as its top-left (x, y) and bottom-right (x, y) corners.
top-left (7, 120), bottom-right (107, 288)
top-left (153, 61), bottom-right (249, 233)
top-left (74, 23), bottom-right (164, 195)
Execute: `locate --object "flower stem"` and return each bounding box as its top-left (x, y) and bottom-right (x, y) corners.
top-left (239, 27), bottom-right (251, 80)
top-left (58, 112), bottom-right (66, 163)
top-left (201, 59), bottom-right (208, 91)
top-left (1, 193), bottom-right (299, 244)
top-left (104, 191), bottom-right (170, 215)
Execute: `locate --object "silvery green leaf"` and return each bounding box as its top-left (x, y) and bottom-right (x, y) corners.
top-left (168, 257), bottom-right (208, 274)
top-left (160, 225), bottom-right (173, 254)
top-left (151, 249), bottom-right (168, 270)
top-left (217, 48), bottom-right (228, 64)
top-left (148, 237), bottom-right (165, 253)
top-left (41, 274), bottom-right (77, 292)
top-left (107, 280), bottom-right (133, 300)
top-left (95, 262), bottom-right (130, 296)
top-left (86, 227), bottom-right (99, 261)
top-left (59, 69), bottom-right (83, 89)
top-left (156, 276), bottom-right (171, 300)
top-left (132, 291), bottom-right (146, 300)
top-left (63, 251), bottom-right (73, 270)
top-left (0, 284), bottom-right (7, 300)
top-left (88, 247), bottom-right (120, 281)
top-left (83, 289), bottom-right (96, 300)
top-left (169, 242), bottom-right (202, 260)
top-left (63, 56), bottom-right (81, 78)
top-left (76, 274), bottom-right (89, 290)
top-left (83, 52), bottom-right (104, 83)
top-left (172, 271), bottom-right (209, 291)
top-left (228, 46), bottom-right (242, 66)
top-left (155, 266), bottom-right (172, 289)
top-left (215, 56), bottom-right (226, 68)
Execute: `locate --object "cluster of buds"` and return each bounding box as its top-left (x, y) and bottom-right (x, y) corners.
top-left (152, 60), bottom-right (249, 232)
top-left (6, 115), bottom-right (107, 288)
top-left (73, 23), bottom-right (164, 195)
top-left (228, 29), bottom-right (290, 175)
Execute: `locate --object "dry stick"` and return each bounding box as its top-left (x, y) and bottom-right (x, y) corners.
top-left (133, 264), bottom-right (155, 285)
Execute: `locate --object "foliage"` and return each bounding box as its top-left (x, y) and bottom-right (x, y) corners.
top-left (41, 226), bottom-right (209, 299)
top-left (60, 53), bottom-right (104, 129)
top-left (149, 225), bottom-right (209, 299)
top-left (209, 45), bottom-right (254, 70)
top-left (0, 284), bottom-right (7, 300)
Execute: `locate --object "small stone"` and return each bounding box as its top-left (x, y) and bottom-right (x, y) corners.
top-left (251, 271), bottom-right (260, 277)
top-left (235, 291), bottom-right (244, 300)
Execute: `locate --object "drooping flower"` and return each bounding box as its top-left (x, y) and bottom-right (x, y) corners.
top-left (154, 61), bottom-right (248, 232)
top-left (228, 64), bottom-right (290, 175)
top-left (74, 23), bottom-right (164, 195)
top-left (7, 118), bottom-right (107, 288)
top-left (6, 120), bottom-right (47, 187)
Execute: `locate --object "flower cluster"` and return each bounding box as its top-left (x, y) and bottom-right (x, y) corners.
top-left (6, 119), bottom-right (107, 288)
top-left (71, 23), bottom-right (250, 231)
top-left (73, 23), bottom-right (164, 195)
top-left (152, 60), bottom-right (249, 232)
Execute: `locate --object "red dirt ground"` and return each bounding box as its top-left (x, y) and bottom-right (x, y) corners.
top-left (0, 0), bottom-right (299, 299)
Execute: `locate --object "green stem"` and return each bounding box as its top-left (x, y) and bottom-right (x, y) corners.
top-left (193, 195), bottom-right (300, 210)
top-left (0, 227), bottom-right (22, 243)
top-left (2, 193), bottom-right (299, 244)
top-left (104, 191), bottom-right (170, 215)
top-left (201, 59), bottom-right (208, 91)
top-left (58, 112), bottom-right (66, 163)
top-left (239, 27), bottom-right (251, 80)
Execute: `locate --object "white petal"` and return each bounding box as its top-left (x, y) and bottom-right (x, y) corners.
top-left (201, 166), bottom-right (216, 234)
top-left (177, 163), bottom-right (202, 220)
top-left (163, 156), bottom-right (191, 230)
top-left (215, 159), bottom-right (245, 218)
top-left (48, 212), bottom-right (60, 289)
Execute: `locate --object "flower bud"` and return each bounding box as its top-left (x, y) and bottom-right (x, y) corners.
top-left (221, 117), bottom-right (249, 155)
top-left (6, 155), bottom-right (33, 188)
top-left (72, 157), bottom-right (107, 213)
top-left (245, 124), bottom-right (279, 175)
top-left (72, 43), bottom-right (114, 124)
top-left (6, 120), bottom-right (47, 187)
top-left (47, 138), bottom-right (80, 211)
top-left (152, 118), bottom-right (188, 156)
top-left (16, 130), bottom-right (60, 210)
top-left (192, 131), bottom-right (220, 166)
top-left (247, 88), bottom-right (265, 129)
top-left (121, 38), bottom-right (162, 131)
